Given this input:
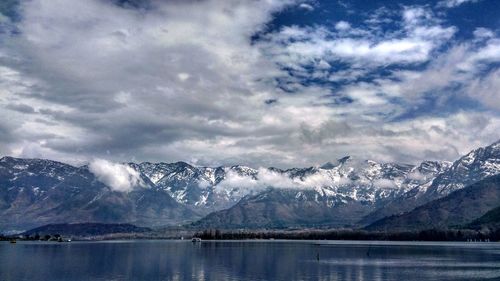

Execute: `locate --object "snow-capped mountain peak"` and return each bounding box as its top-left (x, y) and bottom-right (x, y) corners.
top-left (127, 156), bottom-right (452, 212)
top-left (428, 140), bottom-right (500, 195)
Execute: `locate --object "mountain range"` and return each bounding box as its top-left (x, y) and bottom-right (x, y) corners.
top-left (1, 140), bottom-right (499, 232)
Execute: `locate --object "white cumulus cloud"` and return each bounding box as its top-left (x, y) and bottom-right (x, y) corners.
top-left (89, 158), bottom-right (144, 192)
top-left (437, 0), bottom-right (480, 8)
top-left (217, 167), bottom-right (338, 196)
top-left (335, 21), bottom-right (351, 31)
top-left (298, 3), bottom-right (314, 11)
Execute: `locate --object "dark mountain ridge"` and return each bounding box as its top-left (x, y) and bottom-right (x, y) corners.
top-left (22, 223), bottom-right (151, 237)
top-left (366, 174), bottom-right (500, 231)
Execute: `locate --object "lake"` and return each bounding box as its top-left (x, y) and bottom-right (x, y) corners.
top-left (1, 240), bottom-right (499, 281)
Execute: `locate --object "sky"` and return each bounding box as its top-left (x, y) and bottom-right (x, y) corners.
top-left (0, 0), bottom-right (499, 168)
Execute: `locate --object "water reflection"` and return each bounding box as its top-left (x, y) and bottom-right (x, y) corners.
top-left (0, 240), bottom-right (499, 281)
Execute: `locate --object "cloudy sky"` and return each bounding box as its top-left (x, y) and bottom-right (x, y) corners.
top-left (0, 0), bottom-right (499, 168)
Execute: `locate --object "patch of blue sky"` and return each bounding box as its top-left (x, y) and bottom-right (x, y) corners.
top-left (266, 0), bottom-right (498, 46)
top-left (0, 3), bottom-right (19, 37)
top-left (439, 0), bottom-right (499, 40)
top-left (0, 0), bottom-right (19, 21)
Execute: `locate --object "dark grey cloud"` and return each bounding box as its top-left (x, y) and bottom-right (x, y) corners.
top-left (5, 103), bottom-right (35, 113)
top-left (0, 122), bottom-right (15, 142)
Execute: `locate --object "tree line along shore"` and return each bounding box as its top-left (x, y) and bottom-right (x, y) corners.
top-left (193, 228), bottom-right (500, 242)
top-left (2, 226), bottom-right (499, 242)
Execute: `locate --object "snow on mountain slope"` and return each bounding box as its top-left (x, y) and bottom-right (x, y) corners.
top-left (130, 156), bottom-right (451, 214)
top-left (426, 140), bottom-right (500, 196)
top-left (361, 140), bottom-right (500, 225)
top-left (131, 162), bottom-right (257, 212)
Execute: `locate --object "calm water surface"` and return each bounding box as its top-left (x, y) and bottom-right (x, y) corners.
top-left (1, 240), bottom-right (499, 281)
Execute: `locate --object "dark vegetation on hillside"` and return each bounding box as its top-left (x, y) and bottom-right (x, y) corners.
top-left (467, 205), bottom-right (500, 230)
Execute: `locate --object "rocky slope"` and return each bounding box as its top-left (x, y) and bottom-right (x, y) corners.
top-left (365, 174), bottom-right (500, 231)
